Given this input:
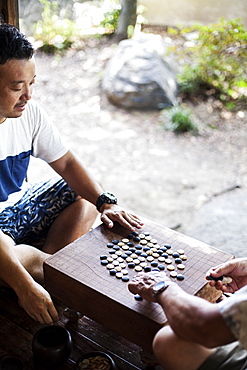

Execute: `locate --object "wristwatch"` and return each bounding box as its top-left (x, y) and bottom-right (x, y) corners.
top-left (152, 281), bottom-right (172, 302)
top-left (96, 192), bottom-right (118, 212)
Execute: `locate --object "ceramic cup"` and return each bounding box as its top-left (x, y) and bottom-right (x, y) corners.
top-left (32, 325), bottom-right (72, 369)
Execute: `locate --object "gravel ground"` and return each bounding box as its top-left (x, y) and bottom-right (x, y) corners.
top-left (28, 34), bottom-right (247, 258)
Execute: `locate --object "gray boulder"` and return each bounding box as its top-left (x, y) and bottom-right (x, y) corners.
top-left (102, 34), bottom-right (178, 110)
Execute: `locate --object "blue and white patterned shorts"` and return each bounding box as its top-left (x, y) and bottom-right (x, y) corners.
top-left (0, 177), bottom-right (77, 249)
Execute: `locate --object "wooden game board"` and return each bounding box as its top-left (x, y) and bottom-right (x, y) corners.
top-left (44, 219), bottom-right (233, 352)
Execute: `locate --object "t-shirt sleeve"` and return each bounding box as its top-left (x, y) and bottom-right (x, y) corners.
top-left (30, 100), bottom-right (68, 162)
top-left (219, 285), bottom-right (247, 350)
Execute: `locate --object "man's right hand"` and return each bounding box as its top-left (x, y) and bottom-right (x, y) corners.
top-left (17, 281), bottom-right (59, 324)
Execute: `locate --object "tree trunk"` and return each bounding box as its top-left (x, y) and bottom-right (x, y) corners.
top-left (115, 0), bottom-right (137, 42)
top-left (0, 0), bottom-right (19, 27)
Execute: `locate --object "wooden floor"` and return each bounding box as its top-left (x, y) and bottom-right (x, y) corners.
top-left (0, 287), bottom-right (163, 370)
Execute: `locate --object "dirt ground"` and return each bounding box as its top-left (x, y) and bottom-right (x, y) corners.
top-left (28, 33), bottom-right (247, 258)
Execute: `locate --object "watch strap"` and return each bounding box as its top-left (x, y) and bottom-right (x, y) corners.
top-left (96, 192), bottom-right (118, 212)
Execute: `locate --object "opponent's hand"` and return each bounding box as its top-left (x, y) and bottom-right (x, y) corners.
top-left (206, 257), bottom-right (247, 293)
top-left (128, 271), bottom-right (171, 302)
top-left (18, 281), bottom-right (59, 324)
top-left (100, 204), bottom-right (144, 231)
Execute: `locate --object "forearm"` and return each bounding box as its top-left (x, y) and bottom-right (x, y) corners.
top-left (158, 284), bottom-right (236, 348)
top-left (50, 151), bottom-right (104, 205)
top-left (0, 232), bottom-right (34, 295)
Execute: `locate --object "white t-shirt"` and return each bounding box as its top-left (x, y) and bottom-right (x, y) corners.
top-left (0, 99), bottom-right (68, 211)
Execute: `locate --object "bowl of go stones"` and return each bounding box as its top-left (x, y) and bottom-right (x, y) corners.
top-left (75, 351), bottom-right (116, 370)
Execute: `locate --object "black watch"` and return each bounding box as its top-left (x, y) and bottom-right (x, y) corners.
top-left (152, 281), bottom-right (171, 302)
top-left (96, 192), bottom-right (118, 212)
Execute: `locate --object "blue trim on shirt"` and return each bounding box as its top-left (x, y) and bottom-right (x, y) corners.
top-left (0, 150), bottom-right (31, 201)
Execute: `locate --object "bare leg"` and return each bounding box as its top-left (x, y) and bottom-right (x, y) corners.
top-left (153, 326), bottom-right (215, 370)
top-left (42, 198), bottom-right (98, 254)
top-left (12, 244), bottom-right (50, 285)
top-left (0, 231), bottom-right (50, 286)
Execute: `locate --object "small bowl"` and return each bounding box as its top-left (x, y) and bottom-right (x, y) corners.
top-left (0, 354), bottom-right (26, 370)
top-left (75, 351), bottom-right (116, 370)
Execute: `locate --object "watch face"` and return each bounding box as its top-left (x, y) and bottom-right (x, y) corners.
top-left (103, 192), bottom-right (117, 202)
top-left (153, 281), bottom-right (167, 293)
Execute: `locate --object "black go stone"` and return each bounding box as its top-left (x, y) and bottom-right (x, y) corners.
top-left (158, 264), bottom-right (165, 270)
top-left (125, 251), bottom-right (132, 256)
top-left (164, 244), bottom-right (172, 249)
top-left (122, 276), bottom-right (130, 282)
top-left (177, 274), bottom-right (185, 281)
top-left (107, 243), bottom-right (114, 248)
top-left (128, 262), bottom-right (135, 269)
top-left (144, 266), bottom-right (152, 273)
top-left (134, 294), bottom-right (143, 301)
top-left (157, 250), bottom-right (163, 255)
top-left (132, 231), bottom-right (139, 236)
top-left (113, 246), bottom-right (120, 251)
top-left (172, 252), bottom-right (180, 258)
top-left (152, 268), bottom-right (160, 272)
top-left (121, 253), bottom-right (128, 259)
top-left (112, 239), bottom-right (119, 245)
top-left (136, 250), bottom-right (142, 256)
top-left (143, 247), bottom-right (150, 252)
top-left (109, 249), bottom-right (116, 254)
top-left (127, 234), bottom-right (134, 239)
top-left (151, 261), bottom-right (158, 267)
top-left (143, 232), bottom-right (150, 236)
top-left (161, 253), bottom-right (169, 258)
top-left (129, 248), bottom-right (136, 253)
top-left (135, 245), bottom-right (142, 250)
top-left (100, 255), bottom-right (108, 260)
top-left (134, 236), bottom-right (140, 242)
top-left (175, 258), bottom-right (183, 264)
top-left (141, 253), bottom-right (148, 258)
top-left (109, 269), bottom-right (116, 276)
top-left (160, 247), bottom-right (167, 252)
top-left (127, 241), bottom-right (134, 247)
top-left (101, 260), bottom-right (108, 266)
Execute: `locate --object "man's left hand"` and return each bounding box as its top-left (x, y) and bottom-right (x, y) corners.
top-left (100, 204), bottom-right (144, 231)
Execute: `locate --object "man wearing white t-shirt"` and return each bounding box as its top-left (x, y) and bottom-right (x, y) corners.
top-left (0, 24), bottom-right (144, 324)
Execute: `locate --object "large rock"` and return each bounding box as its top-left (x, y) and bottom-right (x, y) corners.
top-left (102, 34), bottom-right (178, 110)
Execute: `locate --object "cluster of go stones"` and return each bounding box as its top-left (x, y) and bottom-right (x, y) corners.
top-left (78, 355), bottom-right (111, 369)
top-left (100, 231), bottom-right (187, 286)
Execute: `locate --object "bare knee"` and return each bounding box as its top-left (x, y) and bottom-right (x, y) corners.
top-left (0, 230), bottom-right (15, 246)
top-left (153, 325), bottom-right (173, 366)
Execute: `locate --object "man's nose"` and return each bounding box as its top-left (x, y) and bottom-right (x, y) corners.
top-left (20, 85), bottom-right (32, 100)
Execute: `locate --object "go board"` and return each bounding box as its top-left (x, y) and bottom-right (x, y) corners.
top-left (44, 219), bottom-right (233, 352)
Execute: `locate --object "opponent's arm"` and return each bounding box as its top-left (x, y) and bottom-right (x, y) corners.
top-left (128, 271), bottom-right (236, 348)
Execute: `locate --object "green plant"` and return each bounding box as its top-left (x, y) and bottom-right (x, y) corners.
top-left (100, 2), bottom-right (121, 34)
top-left (169, 18), bottom-right (247, 104)
top-left (33, 0), bottom-right (78, 53)
top-left (160, 106), bottom-right (198, 134)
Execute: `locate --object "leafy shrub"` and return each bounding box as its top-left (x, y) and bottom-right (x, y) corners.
top-left (100, 4), bottom-right (121, 34)
top-left (169, 18), bottom-right (247, 103)
top-left (33, 0), bottom-right (78, 53)
top-left (160, 106), bottom-right (198, 134)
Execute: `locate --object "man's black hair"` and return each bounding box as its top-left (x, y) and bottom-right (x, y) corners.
top-left (0, 23), bottom-right (34, 65)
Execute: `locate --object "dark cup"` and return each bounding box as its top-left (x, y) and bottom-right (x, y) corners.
top-left (32, 325), bottom-right (72, 369)
top-left (75, 351), bottom-right (117, 370)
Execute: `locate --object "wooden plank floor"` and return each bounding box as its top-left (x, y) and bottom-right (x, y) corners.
top-left (0, 287), bottom-right (162, 369)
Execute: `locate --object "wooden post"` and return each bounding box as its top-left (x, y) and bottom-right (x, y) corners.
top-left (0, 0), bottom-right (19, 28)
